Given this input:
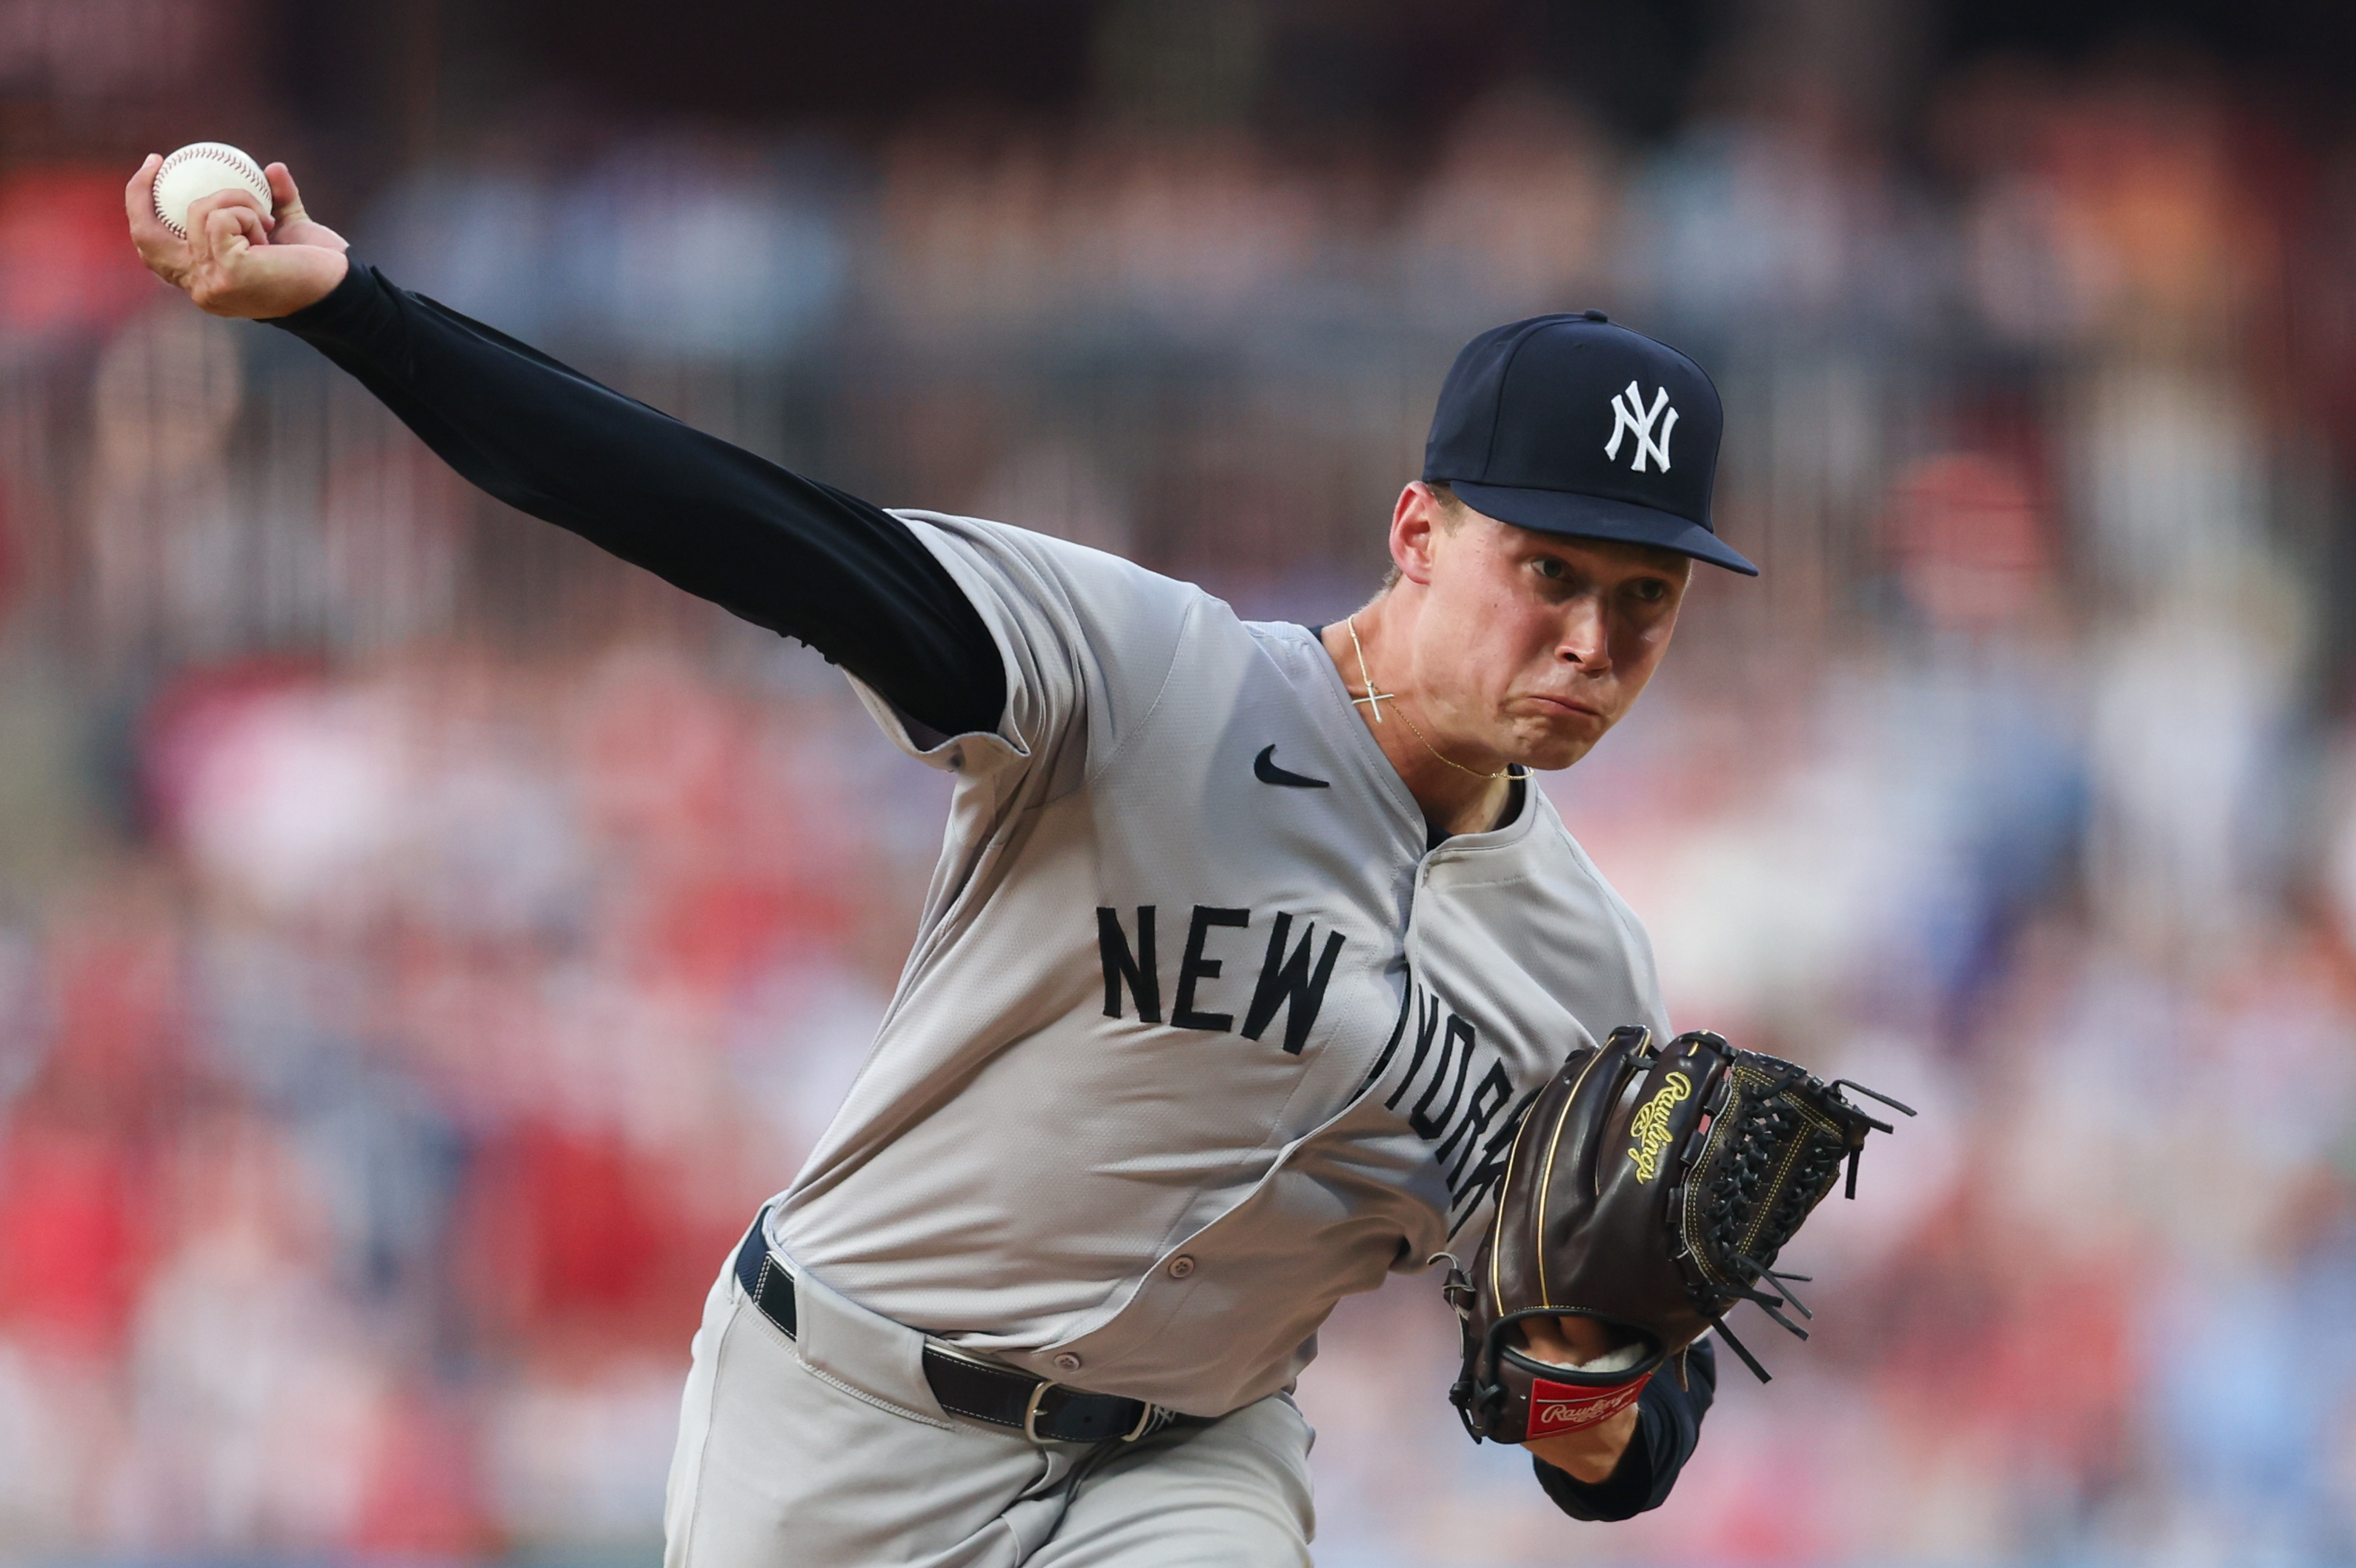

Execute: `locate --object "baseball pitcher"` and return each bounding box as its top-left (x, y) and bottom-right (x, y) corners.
top-left (126, 154), bottom-right (1900, 1567)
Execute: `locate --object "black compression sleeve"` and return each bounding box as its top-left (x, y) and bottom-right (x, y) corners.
top-left (1531, 1338), bottom-right (1717, 1522)
top-left (265, 259), bottom-right (1006, 739)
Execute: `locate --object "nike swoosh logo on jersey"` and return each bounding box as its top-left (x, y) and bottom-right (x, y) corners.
top-left (1254, 745), bottom-right (1330, 789)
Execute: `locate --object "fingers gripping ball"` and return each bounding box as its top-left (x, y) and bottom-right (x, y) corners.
top-left (153, 143), bottom-right (271, 238)
top-left (1441, 1026), bottom-right (1914, 1444)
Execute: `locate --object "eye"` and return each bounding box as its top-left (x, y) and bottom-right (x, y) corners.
top-left (1627, 578), bottom-right (1671, 604)
top-left (1532, 556), bottom-right (1567, 581)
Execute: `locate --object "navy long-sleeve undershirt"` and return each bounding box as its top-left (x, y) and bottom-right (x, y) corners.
top-left (267, 258), bottom-right (1007, 741)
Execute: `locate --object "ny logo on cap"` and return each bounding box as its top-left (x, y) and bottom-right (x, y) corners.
top-left (1604, 382), bottom-right (1678, 473)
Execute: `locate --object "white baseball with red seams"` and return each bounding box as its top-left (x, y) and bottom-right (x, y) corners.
top-left (152, 142), bottom-right (272, 239)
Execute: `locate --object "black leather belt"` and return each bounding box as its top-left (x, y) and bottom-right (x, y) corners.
top-left (733, 1218), bottom-right (1203, 1444)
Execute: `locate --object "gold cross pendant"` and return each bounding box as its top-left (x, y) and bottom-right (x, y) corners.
top-left (1352, 685), bottom-right (1396, 722)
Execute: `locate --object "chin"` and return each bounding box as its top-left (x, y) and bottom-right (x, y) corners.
top-left (1509, 717), bottom-right (1606, 773)
top-left (1514, 736), bottom-right (1596, 773)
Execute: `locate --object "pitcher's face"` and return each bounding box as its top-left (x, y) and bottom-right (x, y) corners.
top-left (1402, 502), bottom-right (1691, 773)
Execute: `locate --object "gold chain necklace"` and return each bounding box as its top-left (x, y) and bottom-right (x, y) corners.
top-left (1345, 615), bottom-right (1524, 782)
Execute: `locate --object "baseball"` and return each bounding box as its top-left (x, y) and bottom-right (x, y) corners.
top-left (153, 141), bottom-right (273, 239)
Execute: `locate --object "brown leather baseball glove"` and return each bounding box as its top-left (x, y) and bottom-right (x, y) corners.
top-left (1442, 1024), bottom-right (1912, 1444)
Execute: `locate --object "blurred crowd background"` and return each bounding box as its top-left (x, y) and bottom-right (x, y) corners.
top-left (0, 0), bottom-right (2354, 1563)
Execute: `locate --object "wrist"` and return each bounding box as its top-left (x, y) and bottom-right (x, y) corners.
top-left (1523, 1400), bottom-right (1640, 1482)
top-left (262, 247), bottom-right (350, 319)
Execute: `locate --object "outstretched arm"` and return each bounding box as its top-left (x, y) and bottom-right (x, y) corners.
top-left (125, 157), bottom-right (1005, 740)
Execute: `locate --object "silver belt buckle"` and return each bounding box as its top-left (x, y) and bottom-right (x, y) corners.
top-left (1022, 1380), bottom-right (1056, 1442)
top-left (1021, 1381), bottom-right (1160, 1443)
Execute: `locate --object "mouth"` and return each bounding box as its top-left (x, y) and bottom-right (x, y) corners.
top-left (1528, 693), bottom-right (1605, 721)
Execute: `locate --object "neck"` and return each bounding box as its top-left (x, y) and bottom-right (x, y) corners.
top-left (1322, 602), bottom-right (1518, 838)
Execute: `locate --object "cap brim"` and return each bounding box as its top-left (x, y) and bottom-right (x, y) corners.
top-left (1447, 480), bottom-right (1760, 576)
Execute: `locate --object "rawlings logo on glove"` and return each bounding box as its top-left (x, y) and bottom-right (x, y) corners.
top-left (1528, 1374), bottom-right (1650, 1434)
top-left (1441, 1026), bottom-right (1913, 1445)
top-left (1625, 1071), bottom-right (1691, 1181)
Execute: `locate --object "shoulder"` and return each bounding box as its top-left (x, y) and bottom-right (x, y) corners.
top-left (885, 512), bottom-right (1247, 756)
top-left (889, 510), bottom-right (1208, 620)
top-left (894, 508), bottom-right (1229, 658)
top-left (887, 509), bottom-right (1285, 675)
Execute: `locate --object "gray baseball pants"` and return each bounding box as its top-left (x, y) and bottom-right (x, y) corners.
top-left (662, 1238), bottom-right (1317, 1567)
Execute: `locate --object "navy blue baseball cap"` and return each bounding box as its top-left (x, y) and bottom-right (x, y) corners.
top-left (1423, 312), bottom-right (1757, 576)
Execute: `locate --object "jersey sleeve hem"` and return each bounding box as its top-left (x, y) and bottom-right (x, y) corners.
top-left (851, 513), bottom-right (1033, 773)
top-left (845, 674), bottom-right (1031, 775)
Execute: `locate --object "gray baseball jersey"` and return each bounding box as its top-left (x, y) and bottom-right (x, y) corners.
top-left (775, 511), bottom-right (1671, 1417)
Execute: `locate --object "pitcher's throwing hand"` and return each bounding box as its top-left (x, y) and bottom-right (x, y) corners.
top-left (127, 153), bottom-right (348, 320)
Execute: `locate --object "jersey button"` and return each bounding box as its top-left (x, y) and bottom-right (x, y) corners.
top-left (1054, 1352), bottom-right (1082, 1373)
top-left (1166, 1255), bottom-right (1197, 1279)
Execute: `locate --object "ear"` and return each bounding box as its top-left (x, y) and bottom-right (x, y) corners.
top-left (1389, 482), bottom-right (1447, 588)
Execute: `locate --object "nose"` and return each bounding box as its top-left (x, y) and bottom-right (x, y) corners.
top-left (1557, 593), bottom-right (1611, 673)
